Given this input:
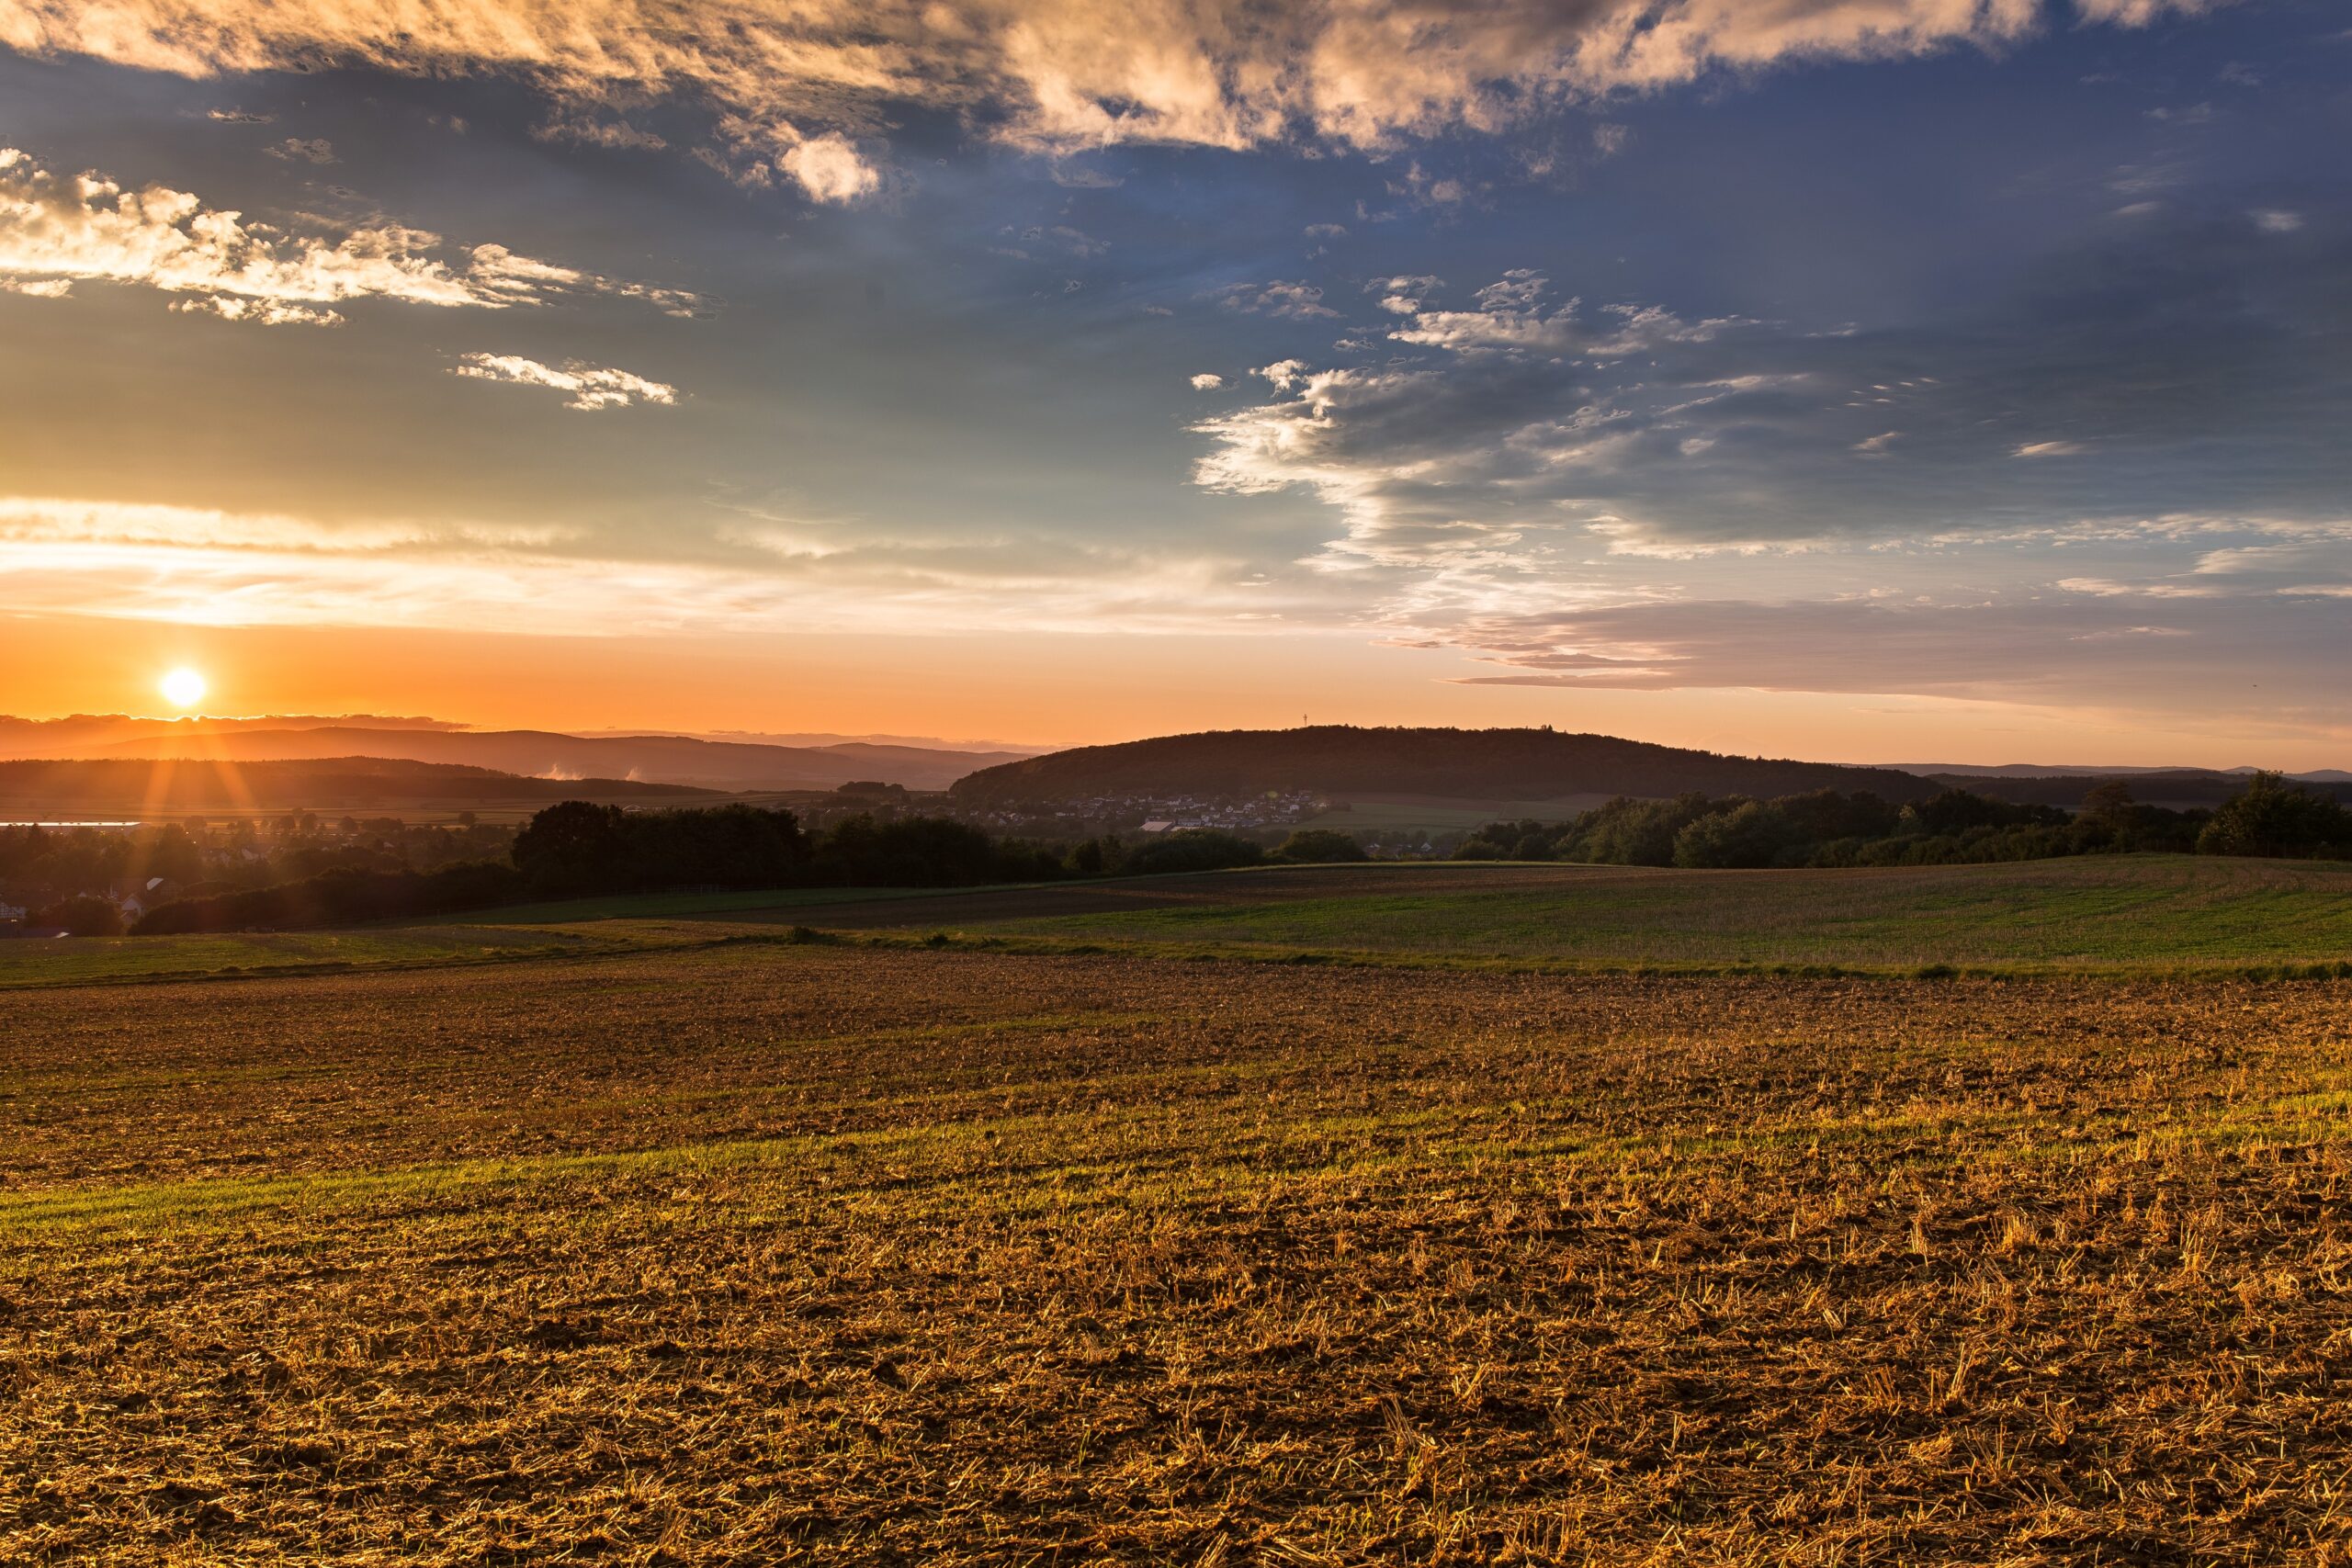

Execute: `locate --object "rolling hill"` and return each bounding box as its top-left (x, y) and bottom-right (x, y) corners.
top-left (0, 758), bottom-right (710, 815)
top-left (79, 726), bottom-right (1024, 792)
top-left (949, 726), bottom-right (1945, 806)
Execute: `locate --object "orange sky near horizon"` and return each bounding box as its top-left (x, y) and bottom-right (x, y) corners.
top-left (3, 5), bottom-right (2346, 776)
top-left (6, 614), bottom-right (2343, 771)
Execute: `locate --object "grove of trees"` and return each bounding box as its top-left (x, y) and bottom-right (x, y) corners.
top-left (120, 772), bottom-right (2351, 936)
top-left (1454, 775), bottom-right (2348, 869)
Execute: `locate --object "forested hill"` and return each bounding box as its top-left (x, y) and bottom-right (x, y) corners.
top-left (948, 726), bottom-right (1941, 805)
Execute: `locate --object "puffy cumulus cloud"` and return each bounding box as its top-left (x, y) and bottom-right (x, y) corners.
top-left (0, 147), bottom-right (702, 322)
top-left (451, 353), bottom-right (680, 411)
top-left (1372, 274), bottom-right (1442, 314)
top-left (0, 0), bottom-right (2222, 173)
top-left (1188, 372), bottom-right (1225, 389)
top-left (778, 132), bottom-right (879, 203)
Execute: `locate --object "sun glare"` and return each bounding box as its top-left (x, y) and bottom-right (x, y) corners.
top-left (160, 667), bottom-right (208, 709)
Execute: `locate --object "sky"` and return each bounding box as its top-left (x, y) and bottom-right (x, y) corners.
top-left (0, 0), bottom-right (2346, 764)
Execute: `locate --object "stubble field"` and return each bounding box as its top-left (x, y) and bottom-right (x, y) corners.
top-left (5, 938), bottom-right (2351, 1563)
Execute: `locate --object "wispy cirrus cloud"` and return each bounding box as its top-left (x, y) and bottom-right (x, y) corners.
top-left (0, 146), bottom-right (701, 323)
top-left (451, 354), bottom-right (679, 412)
top-left (0, 493), bottom-right (1317, 637)
top-left (1217, 280), bottom-right (1339, 320)
top-left (1428, 591), bottom-right (2352, 722)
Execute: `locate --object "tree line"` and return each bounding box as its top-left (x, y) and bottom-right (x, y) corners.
top-left (1453, 774), bottom-right (2351, 869)
top-left (127, 805), bottom-right (1361, 934)
top-left (120, 773), bottom-right (2350, 935)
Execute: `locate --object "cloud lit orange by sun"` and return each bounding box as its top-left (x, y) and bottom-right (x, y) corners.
top-left (160, 667), bottom-right (208, 709)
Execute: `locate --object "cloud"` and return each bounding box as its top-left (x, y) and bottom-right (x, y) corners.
top-left (779, 133), bottom-right (879, 203)
top-left (1047, 161), bottom-right (1123, 188)
top-left (266, 136), bottom-right (336, 165)
top-left (1189, 373), bottom-right (1225, 389)
top-left (1176, 206), bottom-right (2352, 706)
top-left (0, 494), bottom-right (560, 553)
top-left (1372, 274), bottom-right (1442, 314)
top-left (0, 148), bottom-right (702, 322)
top-left (2055, 576), bottom-right (2223, 598)
top-left (1191, 211), bottom-right (2352, 571)
top-left (534, 117), bottom-right (668, 152)
top-left (205, 108), bottom-right (274, 124)
top-left (172, 294), bottom-right (344, 325)
top-left (0, 0), bottom-right (2225, 174)
top-left (1388, 272), bottom-right (1746, 357)
top-left (0, 493), bottom-right (1308, 637)
top-left (1430, 591), bottom-right (2352, 716)
top-left (450, 353), bottom-right (680, 411)
top-left (1217, 280), bottom-right (1338, 319)
top-left (2251, 209), bottom-right (2303, 233)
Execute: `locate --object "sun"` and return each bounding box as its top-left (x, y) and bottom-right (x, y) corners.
top-left (159, 667), bottom-right (208, 710)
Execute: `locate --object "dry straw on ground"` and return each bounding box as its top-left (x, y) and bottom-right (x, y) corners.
top-left (3, 946), bottom-right (2348, 1562)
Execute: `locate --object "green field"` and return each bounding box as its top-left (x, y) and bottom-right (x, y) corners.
top-left (7, 855), bottom-right (2346, 988)
top-left (911, 855), bottom-right (2352, 971)
top-left (0, 922), bottom-right (644, 988)
top-left (654, 853), bottom-right (2352, 974)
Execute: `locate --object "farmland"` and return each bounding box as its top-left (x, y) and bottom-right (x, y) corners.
top-left (6, 857), bottom-right (2350, 993)
top-left (4, 859), bottom-right (2351, 1562)
top-left (726, 855), bottom-right (2352, 973)
top-left (447, 854), bottom-right (2352, 976)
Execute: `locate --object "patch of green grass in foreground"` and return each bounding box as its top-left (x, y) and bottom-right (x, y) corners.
top-left (0, 924), bottom-right (638, 988)
top-left (460, 883), bottom-right (989, 925)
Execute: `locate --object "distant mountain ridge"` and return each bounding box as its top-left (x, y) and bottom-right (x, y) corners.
top-left (1892, 761), bottom-right (2350, 783)
top-left (0, 715), bottom-right (464, 759)
top-left (51, 726), bottom-right (1025, 792)
top-left (0, 757), bottom-right (707, 814)
top-left (578, 728), bottom-right (1050, 754)
top-left (1922, 770), bottom-right (2352, 810)
top-left (949, 726), bottom-right (1946, 806)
